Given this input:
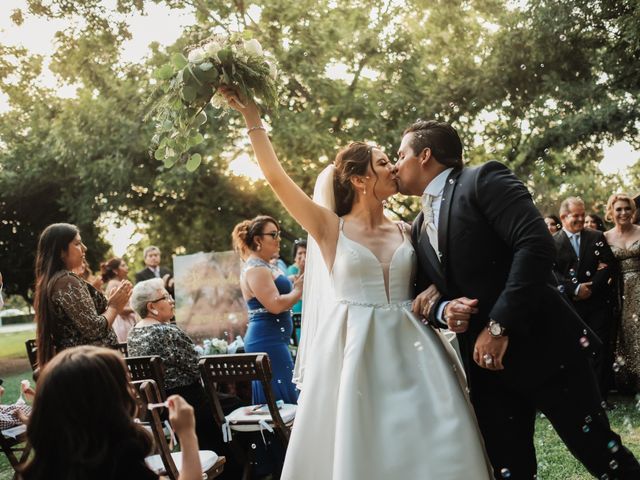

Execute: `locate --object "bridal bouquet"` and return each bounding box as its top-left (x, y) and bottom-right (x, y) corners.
top-left (149, 34), bottom-right (279, 171)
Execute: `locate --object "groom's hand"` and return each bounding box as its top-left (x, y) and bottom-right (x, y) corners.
top-left (473, 329), bottom-right (509, 370)
top-left (444, 297), bottom-right (479, 333)
top-left (412, 284), bottom-right (441, 319)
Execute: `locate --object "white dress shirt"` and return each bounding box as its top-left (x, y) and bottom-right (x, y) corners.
top-left (421, 168), bottom-right (453, 324)
top-left (422, 168), bottom-right (454, 228)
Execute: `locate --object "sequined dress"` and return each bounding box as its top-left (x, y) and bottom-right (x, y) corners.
top-left (612, 240), bottom-right (640, 392)
top-left (281, 221), bottom-right (491, 480)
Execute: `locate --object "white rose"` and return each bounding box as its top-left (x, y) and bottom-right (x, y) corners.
top-left (243, 39), bottom-right (263, 57)
top-left (203, 41), bottom-right (222, 61)
top-left (267, 61), bottom-right (278, 80)
top-left (210, 94), bottom-right (226, 109)
top-left (188, 48), bottom-right (206, 63)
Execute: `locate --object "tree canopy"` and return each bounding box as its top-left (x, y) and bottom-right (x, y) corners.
top-left (1, 0), bottom-right (638, 300)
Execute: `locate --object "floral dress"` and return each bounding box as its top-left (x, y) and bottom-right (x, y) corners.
top-left (127, 323), bottom-right (200, 390)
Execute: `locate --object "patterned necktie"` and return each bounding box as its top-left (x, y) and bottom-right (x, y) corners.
top-left (421, 193), bottom-right (439, 257)
top-left (571, 234), bottom-right (580, 258)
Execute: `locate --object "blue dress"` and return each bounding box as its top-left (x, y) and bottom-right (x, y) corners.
top-left (243, 258), bottom-right (299, 405)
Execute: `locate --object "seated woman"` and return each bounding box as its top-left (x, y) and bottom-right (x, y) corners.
top-left (127, 280), bottom-right (222, 454)
top-left (20, 345), bottom-right (202, 480)
top-left (33, 223), bottom-right (132, 368)
top-left (0, 380), bottom-right (33, 430)
top-left (232, 216), bottom-right (303, 405)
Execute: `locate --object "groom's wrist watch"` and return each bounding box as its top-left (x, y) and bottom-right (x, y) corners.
top-left (487, 320), bottom-right (506, 338)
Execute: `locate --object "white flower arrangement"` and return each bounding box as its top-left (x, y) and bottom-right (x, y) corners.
top-left (195, 335), bottom-right (244, 356)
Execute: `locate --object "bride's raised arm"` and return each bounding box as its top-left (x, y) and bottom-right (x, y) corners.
top-left (220, 87), bottom-right (338, 247)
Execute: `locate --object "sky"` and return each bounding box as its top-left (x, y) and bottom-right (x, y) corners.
top-left (1, 1), bottom-right (638, 254)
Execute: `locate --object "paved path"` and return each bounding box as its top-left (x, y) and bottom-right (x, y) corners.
top-left (0, 322), bottom-right (35, 334)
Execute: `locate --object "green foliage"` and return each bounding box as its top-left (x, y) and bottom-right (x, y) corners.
top-left (1, 0), bottom-right (639, 300)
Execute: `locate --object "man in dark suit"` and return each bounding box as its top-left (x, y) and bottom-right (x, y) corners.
top-left (393, 120), bottom-right (639, 479)
top-left (135, 246), bottom-right (174, 296)
top-left (553, 197), bottom-right (615, 398)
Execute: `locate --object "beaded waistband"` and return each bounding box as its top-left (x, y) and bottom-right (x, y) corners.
top-left (336, 299), bottom-right (412, 310)
top-left (248, 307), bottom-right (269, 315)
top-left (248, 307), bottom-right (292, 316)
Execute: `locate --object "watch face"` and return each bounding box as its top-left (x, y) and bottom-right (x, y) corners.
top-left (490, 323), bottom-right (502, 335)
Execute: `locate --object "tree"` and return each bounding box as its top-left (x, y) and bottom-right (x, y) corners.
top-left (2, 0), bottom-right (639, 299)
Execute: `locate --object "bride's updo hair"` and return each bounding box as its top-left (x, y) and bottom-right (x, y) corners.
top-left (232, 215), bottom-right (279, 258)
top-left (333, 142), bottom-right (377, 216)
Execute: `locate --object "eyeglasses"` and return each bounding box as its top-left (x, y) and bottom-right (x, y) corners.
top-left (150, 293), bottom-right (172, 303)
top-left (258, 231), bottom-right (281, 240)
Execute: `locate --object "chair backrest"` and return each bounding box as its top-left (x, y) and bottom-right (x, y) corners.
top-left (199, 353), bottom-right (291, 446)
top-left (25, 339), bottom-right (37, 371)
top-left (136, 380), bottom-right (180, 480)
top-left (1, 423), bottom-right (30, 477)
top-left (116, 342), bottom-right (128, 357)
top-left (125, 356), bottom-right (167, 401)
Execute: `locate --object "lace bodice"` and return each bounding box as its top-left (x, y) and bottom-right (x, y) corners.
top-left (331, 222), bottom-right (416, 304)
top-left (50, 271), bottom-right (118, 352)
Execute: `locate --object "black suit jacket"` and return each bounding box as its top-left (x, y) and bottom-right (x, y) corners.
top-left (411, 161), bottom-right (597, 391)
top-left (552, 229), bottom-right (614, 310)
top-left (135, 266), bottom-right (172, 283)
top-left (135, 266), bottom-right (174, 297)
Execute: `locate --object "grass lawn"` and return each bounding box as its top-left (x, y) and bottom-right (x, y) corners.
top-left (0, 330), bottom-right (34, 360)
top-left (0, 328), bottom-right (638, 479)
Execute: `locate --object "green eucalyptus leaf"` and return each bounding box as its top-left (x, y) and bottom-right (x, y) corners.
top-left (164, 156), bottom-right (177, 168)
top-left (200, 68), bottom-right (220, 83)
top-left (154, 147), bottom-right (166, 160)
top-left (218, 48), bottom-right (232, 65)
top-left (171, 53), bottom-right (188, 69)
top-left (186, 153), bottom-right (202, 172)
top-left (154, 64), bottom-right (175, 80)
top-left (190, 133), bottom-right (204, 146)
top-left (181, 85), bottom-right (197, 103)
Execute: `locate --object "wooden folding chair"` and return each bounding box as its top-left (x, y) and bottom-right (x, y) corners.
top-left (116, 342), bottom-right (128, 357)
top-left (1, 424), bottom-right (30, 480)
top-left (24, 339), bottom-right (37, 372)
top-left (136, 380), bottom-right (225, 479)
top-left (199, 353), bottom-right (296, 479)
top-left (125, 356), bottom-right (167, 401)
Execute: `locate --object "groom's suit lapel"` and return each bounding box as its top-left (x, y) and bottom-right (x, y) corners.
top-left (437, 168), bottom-right (462, 277)
top-left (416, 211), bottom-right (446, 287)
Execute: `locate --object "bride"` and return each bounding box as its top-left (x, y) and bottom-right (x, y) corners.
top-left (221, 88), bottom-right (492, 479)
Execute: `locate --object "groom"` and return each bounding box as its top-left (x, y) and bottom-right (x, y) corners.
top-left (393, 120), bottom-right (640, 479)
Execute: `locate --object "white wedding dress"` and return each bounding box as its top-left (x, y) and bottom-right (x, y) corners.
top-left (281, 220), bottom-right (492, 479)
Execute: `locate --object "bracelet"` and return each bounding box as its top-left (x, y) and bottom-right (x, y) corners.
top-left (247, 125), bottom-right (266, 134)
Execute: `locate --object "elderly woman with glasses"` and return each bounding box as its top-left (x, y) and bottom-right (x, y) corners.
top-left (232, 216), bottom-right (303, 405)
top-left (127, 279), bottom-right (222, 453)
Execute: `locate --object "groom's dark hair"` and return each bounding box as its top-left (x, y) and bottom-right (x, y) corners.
top-left (403, 120), bottom-right (463, 169)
